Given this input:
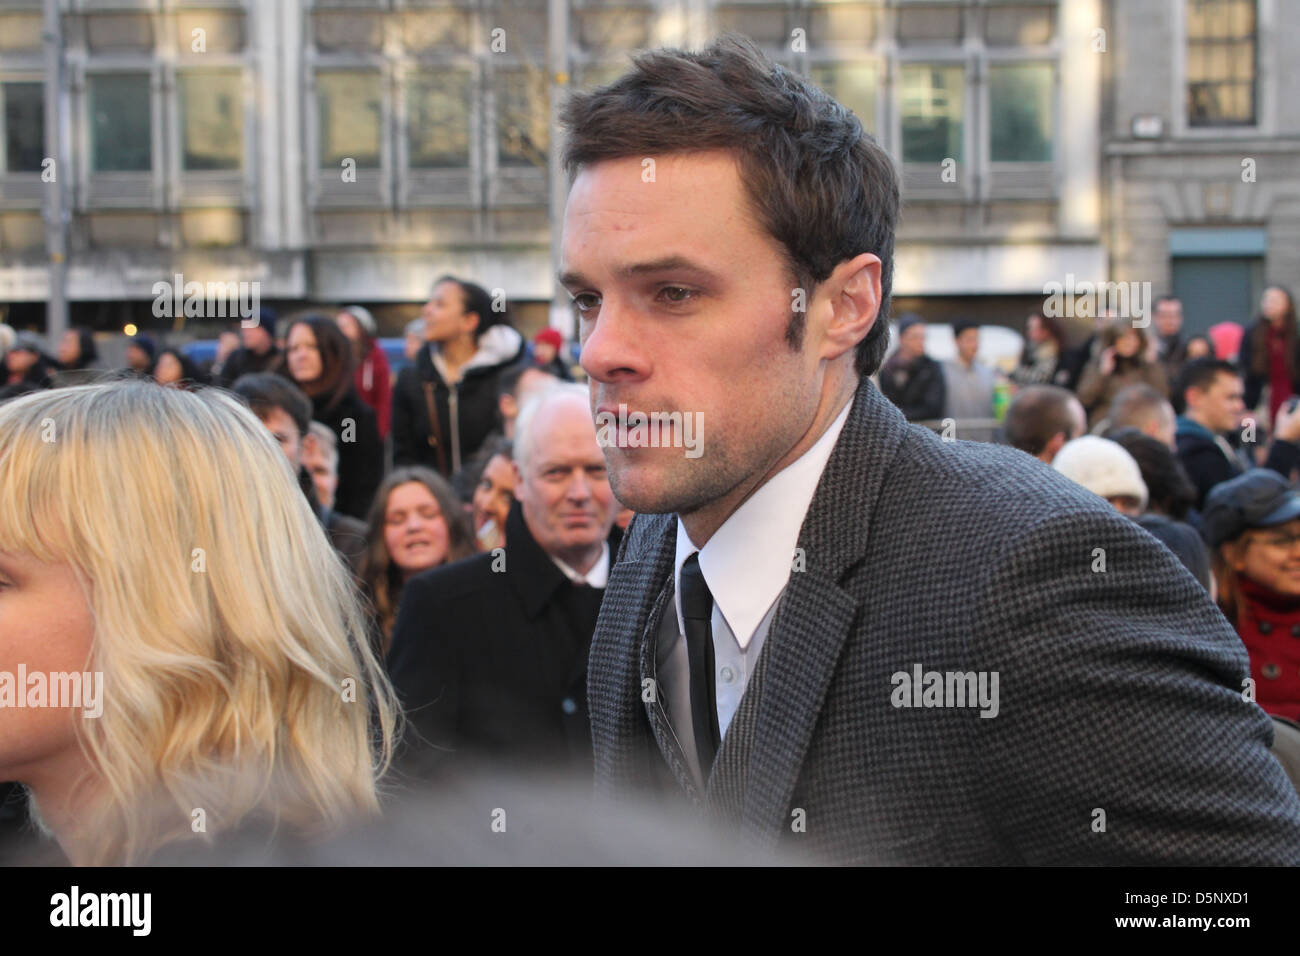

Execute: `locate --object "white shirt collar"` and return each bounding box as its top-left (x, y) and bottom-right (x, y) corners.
top-left (674, 398), bottom-right (853, 649)
top-left (551, 540), bottom-right (610, 588)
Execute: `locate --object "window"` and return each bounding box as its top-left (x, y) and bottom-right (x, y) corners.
top-left (495, 69), bottom-right (547, 168)
top-left (1186, 0), bottom-right (1256, 126)
top-left (408, 71), bottom-right (471, 168)
top-left (2, 81), bottom-right (44, 173)
top-left (810, 63), bottom-right (877, 135)
top-left (989, 63), bottom-right (1052, 161)
top-left (88, 73), bottom-right (151, 172)
top-left (316, 71), bottom-right (383, 170)
top-left (178, 71), bottom-right (243, 171)
top-left (901, 64), bottom-right (963, 163)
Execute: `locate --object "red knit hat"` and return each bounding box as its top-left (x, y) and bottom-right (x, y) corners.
top-left (533, 327), bottom-right (563, 350)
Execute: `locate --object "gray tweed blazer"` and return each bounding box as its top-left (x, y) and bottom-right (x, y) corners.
top-left (588, 376), bottom-right (1300, 864)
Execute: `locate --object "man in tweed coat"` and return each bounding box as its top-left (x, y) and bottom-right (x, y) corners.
top-left (557, 36), bottom-right (1300, 864)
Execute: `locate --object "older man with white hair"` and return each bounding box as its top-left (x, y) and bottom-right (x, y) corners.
top-left (387, 382), bottom-right (623, 780)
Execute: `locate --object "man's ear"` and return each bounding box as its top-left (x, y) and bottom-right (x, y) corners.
top-left (819, 252), bottom-right (882, 362)
top-left (1043, 432), bottom-right (1067, 463)
top-left (500, 393), bottom-right (517, 422)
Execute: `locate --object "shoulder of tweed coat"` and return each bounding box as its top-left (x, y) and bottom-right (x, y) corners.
top-left (588, 375), bottom-right (1300, 865)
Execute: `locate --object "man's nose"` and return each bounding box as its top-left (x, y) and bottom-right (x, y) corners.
top-left (580, 301), bottom-right (649, 385)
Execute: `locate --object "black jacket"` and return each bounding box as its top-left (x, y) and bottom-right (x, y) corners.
top-left (387, 500), bottom-right (622, 780)
top-left (1175, 415), bottom-right (1300, 510)
top-left (311, 389), bottom-right (384, 521)
top-left (879, 353), bottom-right (945, 422)
top-left (217, 345), bottom-right (287, 388)
top-left (391, 327), bottom-right (524, 477)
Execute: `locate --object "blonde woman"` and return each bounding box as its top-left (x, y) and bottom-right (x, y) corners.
top-left (0, 380), bottom-right (397, 865)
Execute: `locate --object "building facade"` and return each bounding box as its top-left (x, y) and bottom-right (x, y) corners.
top-left (4, 1), bottom-right (1286, 345)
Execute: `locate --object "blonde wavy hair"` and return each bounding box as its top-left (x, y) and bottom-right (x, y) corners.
top-left (0, 381), bottom-right (397, 864)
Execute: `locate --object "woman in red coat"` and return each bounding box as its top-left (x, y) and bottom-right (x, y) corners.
top-left (336, 305), bottom-right (392, 440)
top-left (1205, 468), bottom-right (1300, 721)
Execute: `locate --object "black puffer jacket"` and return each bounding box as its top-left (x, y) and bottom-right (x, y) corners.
top-left (392, 326), bottom-right (524, 477)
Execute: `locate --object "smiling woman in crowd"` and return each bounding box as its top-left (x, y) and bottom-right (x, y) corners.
top-left (359, 467), bottom-right (475, 657)
top-left (0, 380), bottom-right (397, 865)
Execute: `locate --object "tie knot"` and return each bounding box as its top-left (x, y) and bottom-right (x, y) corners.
top-left (679, 553), bottom-right (714, 621)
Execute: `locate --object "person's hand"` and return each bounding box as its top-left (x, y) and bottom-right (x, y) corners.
top-left (1274, 398), bottom-right (1300, 444)
top-left (1098, 348), bottom-right (1115, 376)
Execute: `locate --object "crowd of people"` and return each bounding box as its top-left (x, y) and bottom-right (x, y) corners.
top-left (884, 286), bottom-right (1300, 723)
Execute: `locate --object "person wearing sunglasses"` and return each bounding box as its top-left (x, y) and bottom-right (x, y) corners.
top-left (1204, 469), bottom-right (1300, 721)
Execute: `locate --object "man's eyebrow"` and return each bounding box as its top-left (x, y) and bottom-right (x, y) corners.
top-left (558, 256), bottom-right (722, 290)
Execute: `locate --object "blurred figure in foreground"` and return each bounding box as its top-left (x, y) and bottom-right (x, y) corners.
top-left (0, 381), bottom-right (395, 865)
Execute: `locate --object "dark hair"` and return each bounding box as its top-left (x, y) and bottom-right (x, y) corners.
top-left (285, 313), bottom-right (355, 412)
top-left (359, 467), bottom-right (476, 650)
top-left (560, 33), bottom-right (899, 376)
top-left (1105, 427), bottom-right (1197, 520)
top-left (1108, 384), bottom-right (1171, 434)
top-left (153, 347), bottom-right (204, 390)
top-left (496, 360), bottom-right (556, 402)
top-left (229, 372), bottom-right (313, 437)
top-left (1246, 284), bottom-right (1297, 379)
top-left (434, 275), bottom-right (506, 344)
top-left (1027, 311), bottom-right (1067, 349)
top-left (452, 433), bottom-right (515, 503)
top-left (1004, 384), bottom-right (1078, 456)
top-left (1173, 357), bottom-right (1240, 415)
top-left (63, 326), bottom-right (99, 370)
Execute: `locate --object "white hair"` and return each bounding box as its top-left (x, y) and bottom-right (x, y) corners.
top-left (513, 382), bottom-right (591, 473)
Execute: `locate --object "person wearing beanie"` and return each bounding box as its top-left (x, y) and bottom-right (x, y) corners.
top-left (1204, 469), bottom-right (1300, 721)
top-left (1051, 434), bottom-right (1148, 515)
top-left (531, 326), bottom-right (573, 381)
top-left (336, 304), bottom-right (392, 439)
top-left (941, 319), bottom-right (998, 441)
top-left (125, 334), bottom-right (156, 375)
top-left (217, 307), bottom-right (286, 387)
top-left (878, 315), bottom-right (945, 422)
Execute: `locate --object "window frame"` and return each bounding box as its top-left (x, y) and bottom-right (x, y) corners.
top-left (1174, 0), bottom-right (1272, 138)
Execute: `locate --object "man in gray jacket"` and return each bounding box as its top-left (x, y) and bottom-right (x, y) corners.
top-left (558, 35), bottom-right (1300, 865)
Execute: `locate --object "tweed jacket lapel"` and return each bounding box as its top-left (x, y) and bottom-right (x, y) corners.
top-left (588, 515), bottom-right (678, 797)
top-left (706, 378), bottom-right (910, 844)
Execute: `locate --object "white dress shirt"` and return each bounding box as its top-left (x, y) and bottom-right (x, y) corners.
top-left (551, 541), bottom-right (610, 588)
top-left (659, 398), bottom-right (853, 785)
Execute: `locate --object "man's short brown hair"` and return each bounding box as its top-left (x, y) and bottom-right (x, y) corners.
top-left (560, 34), bottom-right (899, 376)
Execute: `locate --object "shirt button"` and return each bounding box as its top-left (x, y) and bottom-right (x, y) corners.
top-left (1259, 620), bottom-right (1274, 634)
top-left (560, 697), bottom-right (577, 715)
top-left (1291, 624), bottom-right (1300, 638)
top-left (720, 666), bottom-right (737, 684)
top-left (1263, 663), bottom-right (1281, 680)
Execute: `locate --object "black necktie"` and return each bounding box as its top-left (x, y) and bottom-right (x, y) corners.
top-left (679, 553), bottom-right (721, 776)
